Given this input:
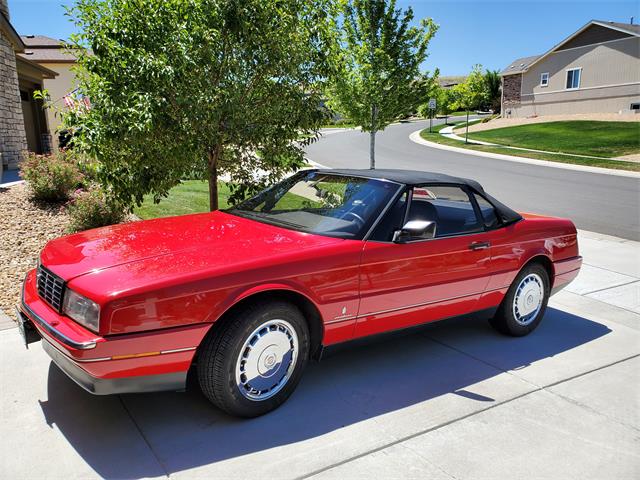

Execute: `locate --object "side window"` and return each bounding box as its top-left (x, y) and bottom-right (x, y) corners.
top-left (408, 186), bottom-right (481, 237)
top-left (369, 191), bottom-right (408, 241)
top-left (473, 193), bottom-right (501, 229)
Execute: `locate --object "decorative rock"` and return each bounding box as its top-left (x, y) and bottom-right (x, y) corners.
top-left (0, 183), bottom-right (70, 319)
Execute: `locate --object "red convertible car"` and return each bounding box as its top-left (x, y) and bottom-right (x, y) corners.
top-left (18, 169), bottom-right (581, 417)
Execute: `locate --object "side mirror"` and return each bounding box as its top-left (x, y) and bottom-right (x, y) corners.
top-left (392, 220), bottom-right (437, 243)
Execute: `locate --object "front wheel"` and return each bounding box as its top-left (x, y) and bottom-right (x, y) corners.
top-left (489, 263), bottom-right (550, 336)
top-left (197, 301), bottom-right (310, 417)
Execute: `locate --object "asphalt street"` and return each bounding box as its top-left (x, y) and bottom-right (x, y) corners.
top-left (305, 119), bottom-right (640, 241)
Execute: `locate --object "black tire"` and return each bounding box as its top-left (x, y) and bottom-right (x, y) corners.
top-left (197, 300), bottom-right (310, 417)
top-left (489, 263), bottom-right (550, 337)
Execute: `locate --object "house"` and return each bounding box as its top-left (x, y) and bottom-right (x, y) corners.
top-left (18, 35), bottom-right (78, 151)
top-left (0, 0), bottom-right (57, 174)
top-left (500, 20), bottom-right (640, 117)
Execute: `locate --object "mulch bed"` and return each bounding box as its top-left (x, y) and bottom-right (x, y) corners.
top-left (0, 183), bottom-right (70, 320)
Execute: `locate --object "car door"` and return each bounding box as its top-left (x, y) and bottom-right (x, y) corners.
top-left (354, 185), bottom-right (494, 339)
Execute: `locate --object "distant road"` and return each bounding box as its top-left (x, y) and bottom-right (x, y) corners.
top-left (305, 119), bottom-right (640, 241)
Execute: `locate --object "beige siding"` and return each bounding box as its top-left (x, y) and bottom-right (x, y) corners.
top-left (506, 36), bottom-right (640, 117)
top-left (38, 63), bottom-right (76, 150)
top-left (522, 36), bottom-right (639, 95)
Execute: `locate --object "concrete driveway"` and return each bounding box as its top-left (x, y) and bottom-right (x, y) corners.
top-left (1, 230), bottom-right (638, 479)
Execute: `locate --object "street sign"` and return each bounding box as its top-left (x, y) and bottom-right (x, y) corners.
top-left (428, 98), bottom-right (436, 110)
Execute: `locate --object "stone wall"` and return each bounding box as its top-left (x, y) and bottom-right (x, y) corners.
top-left (0, 1), bottom-right (27, 169)
top-left (501, 74), bottom-right (522, 118)
top-left (502, 74), bottom-right (521, 105)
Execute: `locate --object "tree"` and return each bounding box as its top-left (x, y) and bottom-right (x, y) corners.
top-left (436, 87), bottom-right (456, 124)
top-left (451, 65), bottom-right (488, 143)
top-left (484, 69), bottom-right (501, 113)
top-left (327, 0), bottom-right (438, 169)
top-left (63, 0), bottom-right (335, 211)
top-left (419, 84), bottom-right (455, 124)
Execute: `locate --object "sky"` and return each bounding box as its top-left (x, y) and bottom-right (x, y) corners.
top-left (6, 0), bottom-right (640, 76)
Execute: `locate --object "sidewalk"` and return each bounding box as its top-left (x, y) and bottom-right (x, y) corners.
top-left (0, 230), bottom-right (638, 479)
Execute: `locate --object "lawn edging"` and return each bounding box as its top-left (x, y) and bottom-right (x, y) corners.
top-left (409, 129), bottom-right (640, 179)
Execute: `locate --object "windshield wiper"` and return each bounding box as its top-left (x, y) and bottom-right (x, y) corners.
top-left (233, 210), bottom-right (306, 230)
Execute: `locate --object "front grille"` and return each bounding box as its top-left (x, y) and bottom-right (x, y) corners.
top-left (37, 265), bottom-right (66, 312)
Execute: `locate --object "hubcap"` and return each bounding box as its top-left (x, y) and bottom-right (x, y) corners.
top-left (235, 320), bottom-right (298, 401)
top-left (512, 273), bottom-right (544, 326)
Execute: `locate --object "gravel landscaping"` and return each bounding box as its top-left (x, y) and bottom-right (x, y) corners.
top-left (0, 183), bottom-right (70, 321)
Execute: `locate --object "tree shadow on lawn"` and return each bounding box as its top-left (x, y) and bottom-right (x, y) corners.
top-left (40, 307), bottom-right (610, 478)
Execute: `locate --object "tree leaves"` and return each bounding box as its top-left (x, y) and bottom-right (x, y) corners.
top-left (63, 0), bottom-right (334, 210)
top-left (327, 0), bottom-right (438, 133)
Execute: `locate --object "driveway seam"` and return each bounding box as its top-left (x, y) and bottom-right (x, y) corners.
top-left (582, 261), bottom-right (640, 278)
top-left (118, 396), bottom-right (170, 478)
top-left (579, 279), bottom-right (639, 296)
top-left (296, 353), bottom-right (640, 480)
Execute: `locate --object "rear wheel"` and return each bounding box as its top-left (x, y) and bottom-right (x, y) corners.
top-left (490, 263), bottom-right (550, 336)
top-left (197, 301), bottom-right (310, 417)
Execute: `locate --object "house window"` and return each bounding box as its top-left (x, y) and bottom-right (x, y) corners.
top-left (540, 72), bottom-right (549, 87)
top-left (566, 68), bottom-right (581, 89)
top-left (630, 103), bottom-right (640, 110)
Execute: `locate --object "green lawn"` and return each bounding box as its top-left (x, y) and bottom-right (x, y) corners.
top-left (134, 179), bottom-right (321, 220)
top-left (467, 121), bottom-right (640, 158)
top-left (420, 121), bottom-right (639, 172)
top-left (134, 181), bottom-right (230, 219)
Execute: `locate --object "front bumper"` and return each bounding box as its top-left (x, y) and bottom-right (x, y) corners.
top-left (42, 338), bottom-right (187, 395)
top-left (19, 269), bottom-right (210, 395)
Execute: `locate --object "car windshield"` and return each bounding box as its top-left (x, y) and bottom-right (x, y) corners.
top-left (228, 171), bottom-right (401, 239)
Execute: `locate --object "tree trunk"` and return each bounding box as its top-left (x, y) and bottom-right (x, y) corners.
top-left (465, 109), bottom-right (469, 144)
top-left (370, 104), bottom-right (377, 169)
top-left (208, 145), bottom-right (221, 211)
top-left (369, 130), bottom-right (376, 169)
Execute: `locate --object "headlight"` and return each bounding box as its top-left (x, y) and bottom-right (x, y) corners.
top-left (63, 289), bottom-right (100, 332)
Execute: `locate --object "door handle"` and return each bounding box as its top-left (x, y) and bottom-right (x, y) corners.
top-left (469, 241), bottom-right (490, 250)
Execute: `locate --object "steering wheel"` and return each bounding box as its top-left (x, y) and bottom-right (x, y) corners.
top-left (341, 211), bottom-right (366, 229)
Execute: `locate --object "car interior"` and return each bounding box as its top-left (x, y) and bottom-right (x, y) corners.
top-left (370, 185), bottom-right (498, 242)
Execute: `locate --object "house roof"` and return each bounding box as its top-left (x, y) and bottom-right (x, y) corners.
top-left (500, 55), bottom-right (541, 75)
top-left (21, 35), bottom-right (64, 47)
top-left (19, 34), bottom-right (77, 63)
top-left (0, 11), bottom-right (25, 51)
top-left (595, 20), bottom-right (640, 36)
top-left (16, 55), bottom-right (58, 80)
top-left (18, 49), bottom-right (77, 62)
top-left (501, 19), bottom-right (640, 76)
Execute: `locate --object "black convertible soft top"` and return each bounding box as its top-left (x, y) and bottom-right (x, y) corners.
top-left (316, 168), bottom-right (523, 225)
top-left (324, 168), bottom-right (483, 190)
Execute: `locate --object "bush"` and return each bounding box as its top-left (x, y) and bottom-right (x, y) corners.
top-left (67, 184), bottom-right (126, 232)
top-left (20, 152), bottom-right (83, 202)
top-left (59, 149), bottom-right (100, 183)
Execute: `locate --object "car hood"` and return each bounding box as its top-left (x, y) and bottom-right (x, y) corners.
top-left (41, 211), bottom-right (342, 281)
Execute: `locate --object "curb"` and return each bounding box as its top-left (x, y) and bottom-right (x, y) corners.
top-left (305, 158), bottom-right (331, 169)
top-left (409, 129), bottom-right (640, 179)
top-left (0, 179), bottom-right (25, 188)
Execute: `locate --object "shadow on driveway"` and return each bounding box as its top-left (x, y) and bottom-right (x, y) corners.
top-left (39, 307), bottom-right (610, 477)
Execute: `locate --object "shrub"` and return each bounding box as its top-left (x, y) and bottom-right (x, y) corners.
top-left (20, 152), bottom-right (83, 202)
top-left (67, 184), bottom-right (126, 232)
top-left (59, 149), bottom-right (100, 184)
